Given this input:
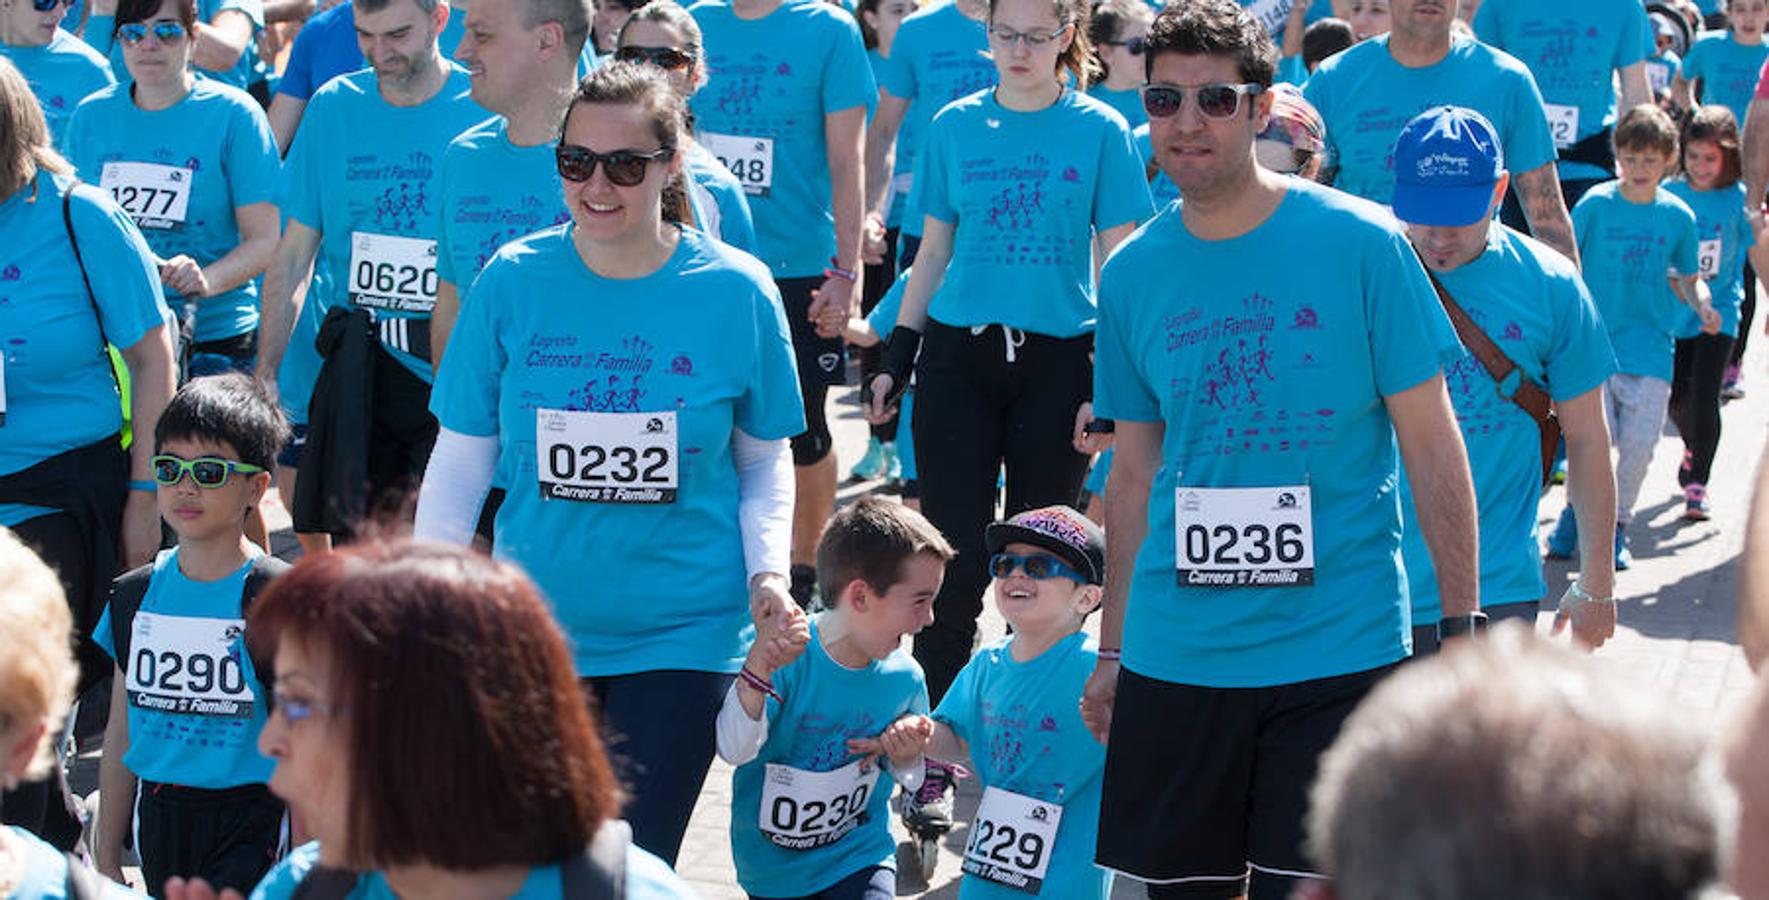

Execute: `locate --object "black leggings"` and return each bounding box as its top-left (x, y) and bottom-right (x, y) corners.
top-left (1671, 332), bottom-right (1736, 487)
top-left (1734, 262), bottom-right (1756, 369)
top-left (910, 321), bottom-right (1092, 703)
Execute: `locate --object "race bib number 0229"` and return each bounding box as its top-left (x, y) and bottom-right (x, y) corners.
top-left (700, 132), bottom-right (774, 197)
top-left (759, 757), bottom-right (875, 850)
top-left (962, 786), bottom-right (1062, 894)
top-left (1175, 485), bottom-right (1315, 587)
top-left (126, 612), bottom-right (255, 718)
top-left (348, 232), bottom-right (439, 314)
top-left (100, 161), bottom-right (192, 229)
top-left (535, 409), bottom-right (679, 503)
top-left (1699, 238), bottom-right (1722, 280)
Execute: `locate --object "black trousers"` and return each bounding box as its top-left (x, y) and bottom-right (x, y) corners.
top-left (137, 782), bottom-right (284, 898)
top-left (1671, 332), bottom-right (1736, 486)
top-left (910, 321), bottom-right (1092, 703)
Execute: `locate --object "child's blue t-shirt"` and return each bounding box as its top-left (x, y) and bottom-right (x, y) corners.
top-left (8, 826), bottom-right (145, 898)
top-left (1571, 180), bottom-right (1701, 380)
top-left (247, 841), bottom-right (697, 900)
top-left (689, 0), bottom-right (877, 279)
top-left (1664, 177), bottom-right (1753, 337)
top-left (932, 632), bottom-right (1112, 900)
top-left (1304, 33), bottom-right (1557, 205)
top-left (685, 141), bottom-right (760, 255)
top-left (1646, 49), bottom-right (1681, 96)
top-left (919, 88), bottom-right (1153, 338)
top-left (1092, 180), bottom-right (1463, 687)
top-left (92, 549), bottom-right (276, 788)
top-left (730, 616), bottom-right (929, 898)
top-left (1398, 225), bottom-right (1615, 623)
top-left (866, 264), bottom-right (908, 337)
top-left (435, 115), bottom-right (570, 297)
top-left (876, 0), bottom-right (995, 239)
top-left (1679, 31), bottom-right (1769, 129)
top-left (0, 30), bottom-right (114, 152)
top-left (432, 225), bottom-right (804, 676)
top-left (1131, 123), bottom-right (1179, 211)
top-left (65, 79), bottom-right (279, 343)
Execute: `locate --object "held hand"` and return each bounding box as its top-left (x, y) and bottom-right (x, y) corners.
top-left (1073, 402), bottom-right (1112, 454)
top-left (748, 611), bottom-right (811, 674)
top-left (158, 255), bottom-right (210, 298)
top-left (809, 276), bottom-right (857, 339)
top-left (749, 573), bottom-right (796, 637)
top-left (1080, 660), bottom-right (1119, 745)
top-left (847, 714), bottom-right (935, 769)
top-left (162, 877), bottom-right (246, 900)
top-left (1700, 303), bottom-right (1722, 335)
top-left (862, 213), bottom-right (888, 266)
top-left (1551, 585), bottom-right (1618, 651)
top-left (120, 490), bottom-right (160, 569)
top-left (864, 373), bottom-right (897, 424)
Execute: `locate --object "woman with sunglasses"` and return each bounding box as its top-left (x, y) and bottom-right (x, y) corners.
top-left (864, 0), bottom-right (1151, 819)
top-left (0, 0), bottom-right (113, 150)
top-left (415, 62), bottom-right (805, 865)
top-left (65, 0), bottom-right (279, 381)
top-left (1085, 0), bottom-right (1150, 128)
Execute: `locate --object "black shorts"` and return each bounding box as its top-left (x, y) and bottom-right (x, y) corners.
top-left (1097, 664), bottom-right (1393, 897)
top-left (775, 276), bottom-right (843, 465)
top-left (137, 781), bottom-right (285, 894)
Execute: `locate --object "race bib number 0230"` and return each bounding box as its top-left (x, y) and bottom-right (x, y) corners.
top-left (1175, 485), bottom-right (1314, 587)
top-left (348, 232), bottom-right (439, 314)
top-left (700, 132), bottom-right (774, 197)
top-left (100, 161), bottom-right (192, 229)
top-left (962, 786), bottom-right (1062, 894)
top-left (535, 409), bottom-right (679, 503)
top-left (759, 757), bottom-right (875, 850)
top-left (126, 612), bottom-right (255, 718)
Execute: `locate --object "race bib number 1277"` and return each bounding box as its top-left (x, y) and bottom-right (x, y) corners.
top-left (1175, 485), bottom-right (1315, 587)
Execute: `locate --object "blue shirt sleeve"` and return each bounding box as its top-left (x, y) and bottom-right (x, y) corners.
top-left (431, 255), bottom-right (506, 437)
top-left (929, 652), bottom-right (980, 745)
top-left (1616, 5), bottom-right (1649, 69)
top-left (276, 18), bottom-right (318, 99)
top-left (821, 14), bottom-right (878, 116)
top-left (1543, 266), bottom-right (1617, 402)
top-left (1092, 113), bottom-right (1154, 229)
top-left (1365, 228), bottom-right (1463, 397)
top-left (225, 96), bottom-right (281, 208)
top-left (878, 32), bottom-right (914, 101)
top-left (918, 109), bottom-right (956, 224)
top-left (733, 276), bottom-right (807, 440)
top-left (1093, 248), bottom-right (1160, 422)
top-left (1500, 62), bottom-right (1558, 175)
top-left (1672, 205), bottom-right (1701, 277)
top-left (69, 184), bottom-right (171, 349)
top-left (279, 97), bottom-right (326, 230)
top-left (717, 179), bottom-right (758, 255)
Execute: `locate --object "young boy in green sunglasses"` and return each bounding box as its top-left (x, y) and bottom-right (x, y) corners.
top-left (92, 373), bottom-right (292, 896)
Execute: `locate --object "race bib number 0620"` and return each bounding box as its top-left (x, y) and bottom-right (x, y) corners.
top-left (759, 757), bottom-right (875, 850)
top-left (1175, 485), bottom-right (1314, 587)
top-left (348, 232), bottom-right (439, 314)
top-left (535, 409), bottom-right (678, 503)
top-left (962, 786), bottom-right (1061, 894)
top-left (126, 612), bottom-right (255, 718)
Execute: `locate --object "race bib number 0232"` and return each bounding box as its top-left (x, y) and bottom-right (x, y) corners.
top-left (348, 232), bottom-right (439, 314)
top-left (535, 409), bottom-right (679, 503)
top-left (100, 161), bottom-right (192, 229)
top-left (126, 612), bottom-right (255, 719)
top-left (759, 757), bottom-right (875, 850)
top-left (1175, 485), bottom-right (1315, 587)
top-left (962, 786), bottom-right (1062, 894)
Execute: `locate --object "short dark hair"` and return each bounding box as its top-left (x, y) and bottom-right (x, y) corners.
top-left (1615, 102), bottom-right (1680, 159)
top-left (1683, 103), bottom-right (1743, 189)
top-left (1144, 0), bottom-right (1276, 86)
top-left (355, 0), bottom-right (442, 18)
top-left (247, 540), bottom-right (623, 871)
top-left (114, 0), bottom-right (196, 39)
top-left (1301, 16), bottom-right (1353, 71)
top-left (154, 374), bottom-right (289, 473)
top-left (815, 496), bottom-right (955, 605)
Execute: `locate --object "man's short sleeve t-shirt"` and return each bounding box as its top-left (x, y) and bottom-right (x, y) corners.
top-left (1664, 178), bottom-right (1753, 337)
top-left (435, 115), bottom-right (570, 293)
top-left (0, 30), bottom-right (114, 152)
top-left (1571, 181), bottom-right (1701, 380)
top-left (876, 0), bottom-right (994, 239)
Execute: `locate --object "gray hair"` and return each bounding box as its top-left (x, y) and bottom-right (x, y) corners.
top-left (524, 0), bottom-right (591, 57)
top-left (1308, 625), bottom-right (1727, 900)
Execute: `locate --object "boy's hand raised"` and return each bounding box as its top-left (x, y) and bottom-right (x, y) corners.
top-left (848, 714), bottom-right (935, 769)
top-left (748, 608), bottom-right (811, 676)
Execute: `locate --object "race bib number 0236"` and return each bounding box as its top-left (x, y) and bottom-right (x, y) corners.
top-left (962, 786), bottom-right (1061, 894)
top-left (348, 232), bottom-right (439, 314)
top-left (700, 132), bottom-right (774, 197)
top-left (535, 409), bottom-right (679, 503)
top-left (126, 612), bottom-right (255, 719)
top-left (759, 757), bottom-right (875, 850)
top-left (100, 161), bottom-right (192, 229)
top-left (1175, 485), bottom-right (1314, 587)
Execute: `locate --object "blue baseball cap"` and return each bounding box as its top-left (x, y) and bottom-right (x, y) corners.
top-left (1391, 106), bottom-right (1506, 228)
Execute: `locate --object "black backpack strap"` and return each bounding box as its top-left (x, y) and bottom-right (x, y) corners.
top-left (242, 555), bottom-right (292, 694)
top-left (63, 852), bottom-right (108, 900)
top-left (290, 866), bottom-right (365, 900)
top-left (561, 819), bottom-right (630, 900)
top-left (61, 186), bottom-right (103, 341)
top-left (107, 563), bottom-right (156, 674)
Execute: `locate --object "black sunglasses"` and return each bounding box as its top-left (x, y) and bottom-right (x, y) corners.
top-left (1102, 36), bottom-right (1145, 54)
top-left (615, 45), bottom-right (696, 71)
top-left (1141, 82), bottom-right (1264, 120)
top-left (555, 144), bottom-right (675, 186)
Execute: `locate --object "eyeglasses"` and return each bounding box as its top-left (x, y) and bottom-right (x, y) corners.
top-left (1102, 36), bottom-right (1145, 54)
top-left (615, 45), bottom-right (696, 71)
top-left (118, 20), bottom-right (188, 45)
top-left (987, 24), bottom-right (1069, 48)
top-left (151, 454), bottom-right (265, 489)
top-left (989, 552), bottom-right (1088, 582)
top-left (555, 144), bottom-right (674, 186)
top-left (1142, 82), bottom-right (1265, 120)
top-left (29, 0), bottom-right (71, 13)
top-left (268, 689), bottom-right (344, 723)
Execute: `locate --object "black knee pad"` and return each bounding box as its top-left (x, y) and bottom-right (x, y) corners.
top-left (791, 381), bottom-right (833, 466)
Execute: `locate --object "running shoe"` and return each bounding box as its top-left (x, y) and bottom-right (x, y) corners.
top-left (1723, 364), bottom-right (1745, 402)
top-left (1683, 483), bottom-right (1711, 522)
top-left (882, 443), bottom-right (901, 482)
top-left (848, 437), bottom-right (888, 481)
top-left (1545, 507), bottom-right (1578, 560)
top-left (1614, 524), bottom-right (1632, 571)
top-left (902, 760), bottom-right (956, 833)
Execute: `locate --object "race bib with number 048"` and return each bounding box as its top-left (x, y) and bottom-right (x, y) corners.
top-left (126, 612), bottom-right (255, 718)
top-left (100, 161), bottom-right (192, 229)
top-left (1545, 103), bottom-right (1579, 150)
top-left (962, 786), bottom-right (1062, 894)
top-left (348, 232), bottom-right (439, 314)
top-left (535, 409), bottom-right (679, 503)
top-left (1175, 485), bottom-right (1315, 587)
top-left (759, 757), bottom-right (875, 850)
top-left (700, 132), bottom-right (775, 197)
top-left (1699, 238), bottom-right (1722, 280)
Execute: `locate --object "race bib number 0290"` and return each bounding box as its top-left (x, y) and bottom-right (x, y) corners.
top-left (1699, 238), bottom-right (1722, 280)
top-left (962, 786), bottom-right (1062, 894)
top-left (100, 161), bottom-right (192, 229)
top-left (348, 232), bottom-right (439, 314)
top-left (126, 612), bottom-right (255, 718)
top-left (535, 409), bottom-right (679, 503)
top-left (759, 757), bottom-right (875, 850)
top-left (1175, 485), bottom-right (1314, 587)
top-left (700, 132), bottom-right (774, 197)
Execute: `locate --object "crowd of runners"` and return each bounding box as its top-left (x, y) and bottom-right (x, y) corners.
top-left (2, 0), bottom-right (1769, 896)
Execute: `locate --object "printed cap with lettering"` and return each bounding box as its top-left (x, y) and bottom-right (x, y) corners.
top-left (984, 505), bottom-right (1105, 585)
top-left (1391, 105), bottom-right (1505, 228)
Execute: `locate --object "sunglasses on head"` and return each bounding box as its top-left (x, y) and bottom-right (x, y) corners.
top-left (615, 45), bottom-right (695, 71)
top-left (555, 144), bottom-right (674, 186)
top-left (1141, 82), bottom-right (1265, 120)
top-left (988, 552), bottom-right (1087, 583)
top-left (118, 20), bottom-right (187, 44)
top-left (151, 454), bottom-right (264, 489)
top-left (1103, 36), bottom-right (1145, 54)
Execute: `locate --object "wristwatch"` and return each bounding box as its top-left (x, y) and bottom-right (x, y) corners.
top-left (1436, 610), bottom-right (1489, 641)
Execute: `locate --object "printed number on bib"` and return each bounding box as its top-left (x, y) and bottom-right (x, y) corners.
top-left (962, 786), bottom-right (1062, 894)
top-left (1243, 0), bottom-right (1293, 37)
top-left (1545, 104), bottom-right (1579, 150)
top-left (701, 132), bottom-right (774, 196)
top-left (348, 232), bottom-right (439, 314)
top-left (100, 162), bottom-right (192, 229)
top-left (759, 757), bottom-right (874, 850)
top-left (1699, 238), bottom-right (1722, 280)
top-left (535, 409), bottom-right (678, 503)
top-left (1175, 485), bottom-right (1314, 587)
top-left (125, 612), bottom-right (254, 718)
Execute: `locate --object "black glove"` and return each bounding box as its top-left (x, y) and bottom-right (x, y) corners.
top-left (862, 325), bottom-right (922, 409)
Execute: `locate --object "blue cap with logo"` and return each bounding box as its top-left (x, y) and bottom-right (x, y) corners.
top-left (1391, 105), bottom-right (1505, 228)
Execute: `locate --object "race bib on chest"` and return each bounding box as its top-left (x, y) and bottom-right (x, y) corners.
top-left (1699, 238), bottom-right (1722, 280)
top-left (759, 757), bottom-right (876, 850)
top-left (1175, 485), bottom-right (1314, 587)
top-left (348, 232), bottom-right (439, 313)
top-left (701, 132), bottom-right (774, 196)
top-left (125, 612), bottom-right (255, 718)
top-left (1545, 104), bottom-right (1579, 150)
top-left (962, 786), bottom-right (1062, 893)
top-left (100, 161), bottom-right (192, 229)
top-left (1648, 62), bottom-right (1672, 94)
top-left (535, 409), bottom-right (679, 503)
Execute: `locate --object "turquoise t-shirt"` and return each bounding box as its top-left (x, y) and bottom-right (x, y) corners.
top-left (1305, 34), bottom-right (1557, 205)
top-left (1131, 122), bottom-right (1178, 210)
top-left (1646, 49), bottom-right (1680, 96)
top-left (869, 47), bottom-right (919, 231)
top-left (684, 141), bottom-right (759, 255)
top-left (1398, 225), bottom-right (1615, 622)
top-left (92, 549), bottom-right (275, 788)
top-left (1086, 83), bottom-right (1146, 130)
top-left (432, 226), bottom-right (804, 676)
top-left (435, 115), bottom-right (569, 296)
top-left (85, 0), bottom-right (265, 91)
top-left (1665, 177), bottom-right (1753, 337)
top-left (689, 0), bottom-right (877, 278)
top-left (0, 30), bottom-right (114, 152)
top-left (730, 616), bottom-right (929, 897)
top-left (932, 632), bottom-right (1112, 900)
top-left (248, 840), bottom-right (697, 900)
top-left (0, 173), bottom-right (167, 527)
top-left (1571, 180), bottom-right (1701, 381)
top-left (65, 79), bottom-right (279, 343)
top-left (1092, 180), bottom-right (1463, 687)
top-left (1473, 0), bottom-right (1650, 182)
top-left (877, 0), bottom-right (994, 239)
top-left (919, 89), bottom-right (1153, 338)
top-left (275, 65), bottom-right (487, 421)
top-left (8, 826), bottom-right (144, 898)
top-left (1679, 31), bottom-right (1769, 129)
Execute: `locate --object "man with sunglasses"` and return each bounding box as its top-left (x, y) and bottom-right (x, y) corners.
top-left (0, 0), bottom-right (114, 150)
top-left (1082, 2), bottom-right (1478, 897)
top-left (1303, 0), bottom-right (1581, 268)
